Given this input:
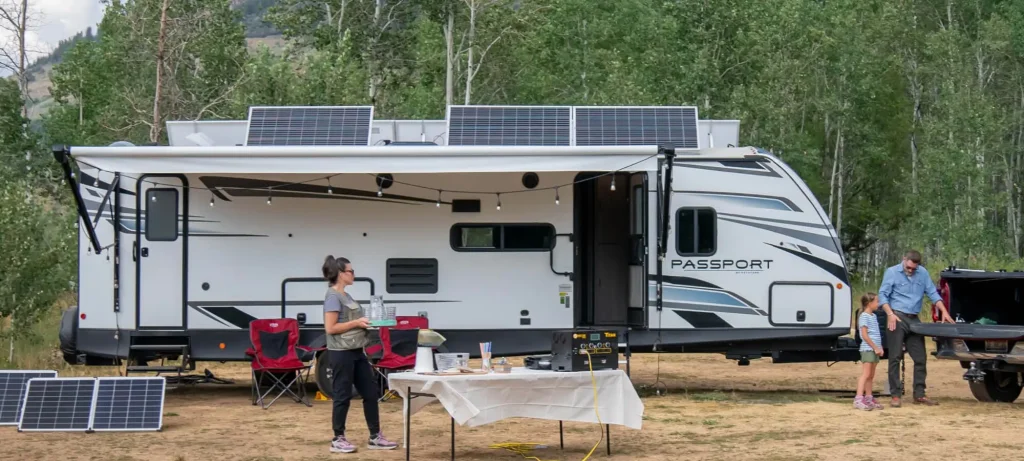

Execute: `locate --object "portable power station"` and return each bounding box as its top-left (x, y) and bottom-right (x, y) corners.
top-left (550, 329), bottom-right (619, 372)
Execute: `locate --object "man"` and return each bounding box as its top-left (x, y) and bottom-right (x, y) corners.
top-left (877, 249), bottom-right (953, 407)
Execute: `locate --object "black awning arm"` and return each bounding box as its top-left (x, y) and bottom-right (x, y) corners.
top-left (53, 145), bottom-right (103, 253)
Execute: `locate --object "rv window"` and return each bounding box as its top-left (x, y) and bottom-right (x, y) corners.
top-left (675, 207), bottom-right (715, 256)
top-left (632, 185), bottom-right (643, 235)
top-left (145, 188), bottom-right (178, 242)
top-left (451, 223), bottom-right (555, 251)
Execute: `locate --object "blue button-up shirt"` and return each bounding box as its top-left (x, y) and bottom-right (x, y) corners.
top-left (877, 263), bottom-right (942, 315)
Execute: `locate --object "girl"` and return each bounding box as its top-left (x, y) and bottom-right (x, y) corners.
top-left (322, 255), bottom-right (398, 453)
top-left (855, 292), bottom-right (885, 410)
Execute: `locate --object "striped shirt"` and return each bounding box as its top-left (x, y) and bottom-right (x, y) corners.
top-left (858, 312), bottom-right (882, 352)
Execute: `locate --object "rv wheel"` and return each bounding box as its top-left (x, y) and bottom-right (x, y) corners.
top-left (969, 370), bottom-right (1023, 403)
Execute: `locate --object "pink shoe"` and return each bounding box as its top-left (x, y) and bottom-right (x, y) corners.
top-left (330, 435), bottom-right (356, 453)
top-left (867, 397), bottom-right (884, 410)
top-left (368, 432), bottom-right (398, 450)
top-left (853, 397), bottom-right (872, 411)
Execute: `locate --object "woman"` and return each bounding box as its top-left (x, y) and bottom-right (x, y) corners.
top-left (322, 255), bottom-right (398, 453)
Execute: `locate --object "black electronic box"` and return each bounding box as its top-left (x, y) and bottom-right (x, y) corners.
top-left (551, 329), bottom-right (619, 372)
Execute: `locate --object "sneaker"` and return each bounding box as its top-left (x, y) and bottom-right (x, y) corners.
top-left (866, 397), bottom-right (884, 410)
top-left (330, 435), bottom-right (356, 453)
top-left (914, 396), bottom-right (939, 406)
top-left (890, 397), bottom-right (902, 408)
top-left (853, 397), bottom-right (872, 411)
top-left (368, 433), bottom-right (399, 450)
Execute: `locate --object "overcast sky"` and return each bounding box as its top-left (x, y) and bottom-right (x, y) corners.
top-left (10, 0), bottom-right (105, 65)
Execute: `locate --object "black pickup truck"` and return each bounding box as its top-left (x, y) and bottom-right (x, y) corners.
top-left (907, 267), bottom-right (1024, 402)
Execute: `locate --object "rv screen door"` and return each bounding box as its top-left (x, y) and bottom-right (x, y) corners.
top-left (627, 172), bottom-right (648, 328)
top-left (135, 175), bottom-right (188, 329)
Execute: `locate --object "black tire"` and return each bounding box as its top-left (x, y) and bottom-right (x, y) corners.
top-left (969, 370), bottom-right (1023, 403)
top-left (314, 350), bottom-right (331, 397)
top-left (58, 306), bottom-right (79, 364)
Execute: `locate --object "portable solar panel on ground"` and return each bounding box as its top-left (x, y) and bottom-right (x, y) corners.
top-left (246, 106), bottom-right (373, 146)
top-left (447, 106), bottom-right (572, 146)
top-left (91, 377), bottom-right (165, 431)
top-left (17, 377), bottom-right (96, 432)
top-left (0, 370), bottom-right (57, 425)
top-left (574, 106), bottom-right (700, 149)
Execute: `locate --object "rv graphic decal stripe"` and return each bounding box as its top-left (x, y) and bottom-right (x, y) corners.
top-left (673, 310), bottom-right (733, 328)
top-left (677, 191), bottom-right (802, 212)
top-left (719, 216), bottom-right (838, 255)
top-left (767, 243), bottom-right (850, 284)
top-left (191, 300), bottom-right (458, 307)
top-left (676, 163), bottom-right (782, 178)
top-left (190, 306), bottom-right (233, 327)
top-left (659, 285), bottom-right (747, 307)
top-left (650, 275), bottom-right (721, 289)
top-left (716, 213), bottom-right (830, 230)
top-left (662, 301), bottom-right (761, 316)
top-left (79, 172), bottom-right (135, 196)
top-left (199, 306), bottom-right (257, 329)
top-left (718, 160), bottom-right (768, 171)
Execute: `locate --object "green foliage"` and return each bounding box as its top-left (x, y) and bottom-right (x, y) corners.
top-left (0, 178), bottom-right (75, 340)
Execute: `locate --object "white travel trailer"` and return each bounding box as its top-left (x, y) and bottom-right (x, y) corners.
top-left (57, 105), bottom-right (857, 391)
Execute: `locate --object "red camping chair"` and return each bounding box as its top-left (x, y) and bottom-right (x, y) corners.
top-left (365, 316), bottom-right (428, 401)
top-left (245, 318), bottom-right (324, 409)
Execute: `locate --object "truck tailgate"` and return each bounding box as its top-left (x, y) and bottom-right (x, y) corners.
top-left (909, 323), bottom-right (1024, 340)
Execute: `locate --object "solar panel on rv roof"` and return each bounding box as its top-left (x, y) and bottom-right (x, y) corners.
top-left (447, 106), bottom-right (572, 146)
top-left (91, 377), bottom-right (165, 432)
top-left (574, 106), bottom-right (699, 149)
top-left (246, 106), bottom-right (374, 146)
top-left (17, 377), bottom-right (96, 432)
top-left (0, 370), bottom-right (57, 425)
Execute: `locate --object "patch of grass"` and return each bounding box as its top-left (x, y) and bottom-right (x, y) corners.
top-left (689, 391), bottom-right (731, 402)
top-left (843, 438), bottom-right (865, 445)
top-left (163, 412), bottom-right (179, 417)
top-left (702, 418), bottom-right (720, 426)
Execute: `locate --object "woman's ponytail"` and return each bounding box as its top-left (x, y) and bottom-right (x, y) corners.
top-left (323, 255), bottom-right (340, 284)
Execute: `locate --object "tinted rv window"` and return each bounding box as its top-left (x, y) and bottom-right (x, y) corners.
top-left (145, 188), bottom-right (178, 242)
top-left (451, 224), bottom-right (555, 251)
top-left (675, 207), bottom-right (715, 256)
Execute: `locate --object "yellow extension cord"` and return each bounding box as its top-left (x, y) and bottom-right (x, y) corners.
top-left (489, 349), bottom-right (604, 461)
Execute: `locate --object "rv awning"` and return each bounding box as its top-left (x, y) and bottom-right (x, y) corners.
top-left (67, 145), bottom-right (662, 175)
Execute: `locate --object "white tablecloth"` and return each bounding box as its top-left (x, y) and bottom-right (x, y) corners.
top-left (387, 367), bottom-right (644, 430)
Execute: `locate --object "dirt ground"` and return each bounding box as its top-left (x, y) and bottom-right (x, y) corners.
top-left (3, 352), bottom-right (1022, 461)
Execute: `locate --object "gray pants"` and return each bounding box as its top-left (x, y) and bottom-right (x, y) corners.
top-left (887, 311), bottom-right (927, 399)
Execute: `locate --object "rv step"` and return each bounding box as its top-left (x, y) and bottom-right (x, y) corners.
top-left (126, 365), bottom-right (184, 373)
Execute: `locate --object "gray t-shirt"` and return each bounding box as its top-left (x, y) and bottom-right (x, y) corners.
top-left (324, 288), bottom-right (368, 351)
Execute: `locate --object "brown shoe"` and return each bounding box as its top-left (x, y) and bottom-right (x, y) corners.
top-left (890, 397), bottom-right (901, 408)
top-left (913, 397), bottom-right (939, 406)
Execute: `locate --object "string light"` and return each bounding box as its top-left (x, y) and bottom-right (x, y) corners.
top-left (209, 195), bottom-right (215, 207)
top-left (67, 151), bottom-right (659, 211)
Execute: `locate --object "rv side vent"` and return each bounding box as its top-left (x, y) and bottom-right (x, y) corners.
top-left (386, 258), bottom-right (439, 294)
top-left (451, 199), bottom-right (481, 213)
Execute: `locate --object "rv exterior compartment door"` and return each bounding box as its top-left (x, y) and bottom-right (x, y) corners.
top-left (769, 282), bottom-right (834, 327)
top-left (136, 176), bottom-right (187, 329)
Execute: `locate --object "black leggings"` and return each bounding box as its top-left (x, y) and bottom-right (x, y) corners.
top-left (328, 349), bottom-right (380, 437)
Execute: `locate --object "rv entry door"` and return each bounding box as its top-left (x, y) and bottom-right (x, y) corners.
top-left (135, 175), bottom-right (188, 330)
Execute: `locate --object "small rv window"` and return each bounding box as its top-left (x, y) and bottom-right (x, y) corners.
top-left (451, 223), bottom-right (555, 252)
top-left (675, 207), bottom-right (715, 256)
top-left (145, 188), bottom-right (178, 242)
